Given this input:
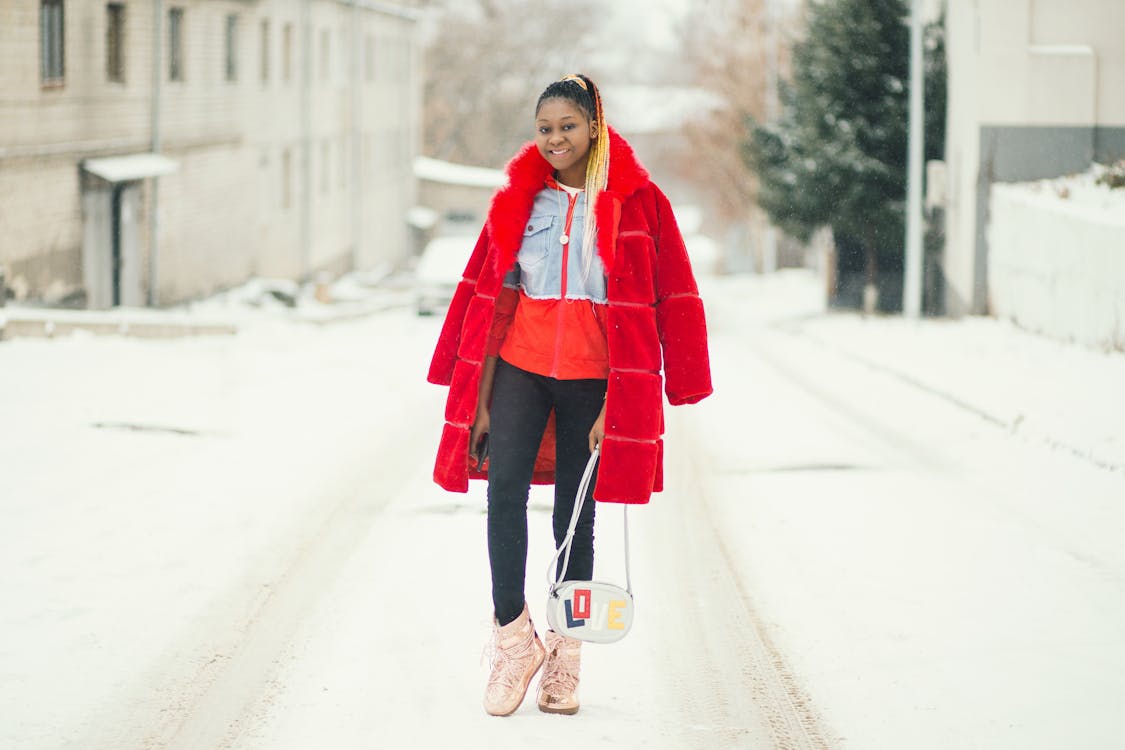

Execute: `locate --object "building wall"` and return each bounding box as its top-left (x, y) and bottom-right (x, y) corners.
top-left (0, 155), bottom-right (85, 301)
top-left (0, 0), bottom-right (420, 307)
top-left (989, 183), bottom-right (1125, 351)
top-left (943, 0), bottom-right (1125, 316)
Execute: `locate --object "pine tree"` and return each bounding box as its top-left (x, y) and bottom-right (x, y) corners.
top-left (748, 0), bottom-right (945, 309)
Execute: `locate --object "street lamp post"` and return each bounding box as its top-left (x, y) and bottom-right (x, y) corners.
top-left (903, 0), bottom-right (925, 318)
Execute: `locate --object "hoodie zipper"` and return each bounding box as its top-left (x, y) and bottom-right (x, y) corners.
top-left (549, 189), bottom-right (579, 379)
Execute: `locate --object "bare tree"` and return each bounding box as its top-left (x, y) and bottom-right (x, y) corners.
top-left (680, 0), bottom-right (770, 224)
top-left (678, 0), bottom-right (801, 269)
top-left (422, 0), bottom-right (599, 168)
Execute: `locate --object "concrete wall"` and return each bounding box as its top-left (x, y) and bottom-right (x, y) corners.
top-left (0, 0), bottom-right (420, 307)
top-left (943, 0), bottom-right (1125, 316)
top-left (989, 183), bottom-right (1125, 350)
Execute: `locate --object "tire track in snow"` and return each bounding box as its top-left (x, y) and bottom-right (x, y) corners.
top-left (776, 321), bottom-right (1125, 475)
top-left (660, 414), bottom-right (834, 750)
top-left (147, 402), bottom-right (431, 749)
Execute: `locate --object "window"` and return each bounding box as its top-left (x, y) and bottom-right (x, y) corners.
top-left (339, 27), bottom-right (348, 83)
top-left (168, 8), bottom-right (184, 81)
top-left (365, 35), bottom-right (374, 82)
top-left (338, 138), bottom-right (347, 189)
top-left (320, 29), bottom-right (329, 82)
top-left (281, 149), bottom-right (292, 209)
top-left (106, 4), bottom-right (125, 83)
top-left (40, 0), bottom-right (65, 87)
top-left (225, 14), bottom-right (238, 82)
top-left (282, 24), bottom-right (292, 83)
top-left (260, 19), bottom-right (269, 83)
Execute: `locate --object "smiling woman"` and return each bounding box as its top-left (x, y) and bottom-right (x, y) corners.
top-left (427, 73), bottom-right (713, 719)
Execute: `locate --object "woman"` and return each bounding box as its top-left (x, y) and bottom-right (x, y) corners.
top-left (427, 74), bottom-right (712, 717)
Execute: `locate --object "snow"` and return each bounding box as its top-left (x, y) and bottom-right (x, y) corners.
top-left (2, 268), bottom-right (1123, 749)
top-left (1028, 44), bottom-right (1096, 57)
top-left (693, 271), bottom-right (1125, 749)
top-left (988, 164), bottom-right (1125, 352)
top-left (998, 162), bottom-right (1125, 222)
top-left (414, 155), bottom-right (506, 188)
top-left (82, 153), bottom-right (179, 182)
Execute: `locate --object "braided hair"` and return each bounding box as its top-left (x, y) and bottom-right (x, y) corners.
top-left (535, 74), bottom-right (609, 281)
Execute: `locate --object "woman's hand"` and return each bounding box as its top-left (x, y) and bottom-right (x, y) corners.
top-left (469, 407), bottom-right (491, 465)
top-left (588, 402), bottom-right (607, 454)
top-left (470, 356), bottom-right (498, 467)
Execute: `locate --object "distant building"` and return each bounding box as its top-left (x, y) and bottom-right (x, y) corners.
top-left (943, 0), bottom-right (1125, 316)
top-left (0, 0), bottom-right (421, 308)
top-left (413, 155), bottom-right (504, 236)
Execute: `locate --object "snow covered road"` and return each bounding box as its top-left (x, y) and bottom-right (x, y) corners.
top-left (692, 274), bottom-right (1125, 749)
top-left (2, 271), bottom-right (1123, 749)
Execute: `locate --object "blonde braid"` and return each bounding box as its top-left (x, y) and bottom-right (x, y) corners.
top-left (561, 74), bottom-right (609, 281)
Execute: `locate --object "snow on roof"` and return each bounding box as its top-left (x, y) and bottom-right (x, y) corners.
top-left (601, 85), bottom-right (725, 135)
top-left (83, 153), bottom-right (179, 182)
top-left (414, 156), bottom-right (506, 188)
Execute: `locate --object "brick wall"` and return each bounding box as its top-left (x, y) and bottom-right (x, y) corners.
top-left (0, 0), bottom-right (420, 306)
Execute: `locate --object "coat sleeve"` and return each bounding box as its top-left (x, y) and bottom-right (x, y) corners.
top-left (427, 226), bottom-right (491, 386)
top-left (485, 286), bottom-right (519, 357)
top-left (652, 185), bottom-right (713, 406)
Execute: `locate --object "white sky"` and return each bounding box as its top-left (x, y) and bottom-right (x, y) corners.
top-left (605, 0), bottom-right (805, 52)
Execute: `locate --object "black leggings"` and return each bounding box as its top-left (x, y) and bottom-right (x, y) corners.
top-left (487, 359), bottom-right (607, 626)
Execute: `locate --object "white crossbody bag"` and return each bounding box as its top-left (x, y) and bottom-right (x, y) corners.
top-left (545, 447), bottom-right (634, 644)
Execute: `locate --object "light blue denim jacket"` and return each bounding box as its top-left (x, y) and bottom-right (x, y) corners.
top-left (503, 187), bottom-right (607, 303)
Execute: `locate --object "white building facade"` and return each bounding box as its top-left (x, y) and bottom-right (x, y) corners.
top-left (0, 0), bottom-right (421, 308)
top-left (943, 0), bottom-right (1125, 316)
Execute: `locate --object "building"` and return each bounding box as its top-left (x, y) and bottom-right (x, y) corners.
top-left (943, 0), bottom-right (1125, 316)
top-left (413, 155), bottom-right (504, 234)
top-left (0, 0), bottom-right (421, 308)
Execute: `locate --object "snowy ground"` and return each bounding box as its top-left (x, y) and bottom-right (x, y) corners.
top-left (1, 269), bottom-right (1123, 749)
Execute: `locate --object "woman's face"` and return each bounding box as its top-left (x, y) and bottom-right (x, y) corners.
top-left (535, 97), bottom-right (597, 181)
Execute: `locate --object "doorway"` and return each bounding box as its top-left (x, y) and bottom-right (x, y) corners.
top-left (81, 178), bottom-right (144, 309)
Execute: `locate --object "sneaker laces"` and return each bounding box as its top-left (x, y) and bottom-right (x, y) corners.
top-left (485, 624), bottom-right (539, 692)
top-left (540, 643), bottom-right (580, 695)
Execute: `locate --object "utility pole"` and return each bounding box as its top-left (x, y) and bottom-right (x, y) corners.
top-left (903, 0), bottom-right (925, 317)
top-left (762, 0), bottom-right (780, 275)
top-left (149, 0), bottom-right (163, 306)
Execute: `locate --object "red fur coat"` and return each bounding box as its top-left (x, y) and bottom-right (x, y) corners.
top-left (427, 127), bottom-right (712, 504)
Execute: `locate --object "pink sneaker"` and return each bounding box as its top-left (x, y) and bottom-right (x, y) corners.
top-left (483, 605), bottom-right (546, 716)
top-left (537, 630), bottom-right (582, 715)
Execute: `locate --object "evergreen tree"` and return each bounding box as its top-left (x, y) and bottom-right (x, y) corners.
top-left (747, 0), bottom-right (945, 309)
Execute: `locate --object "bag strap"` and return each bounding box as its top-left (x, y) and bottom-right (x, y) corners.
top-left (547, 447), bottom-right (632, 596)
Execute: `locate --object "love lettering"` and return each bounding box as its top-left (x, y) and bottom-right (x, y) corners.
top-left (563, 589), bottom-right (627, 631)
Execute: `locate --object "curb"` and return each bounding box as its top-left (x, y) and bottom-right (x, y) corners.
top-left (0, 310), bottom-right (237, 341)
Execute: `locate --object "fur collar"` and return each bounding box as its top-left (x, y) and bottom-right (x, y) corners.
top-left (485, 126), bottom-right (650, 275)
